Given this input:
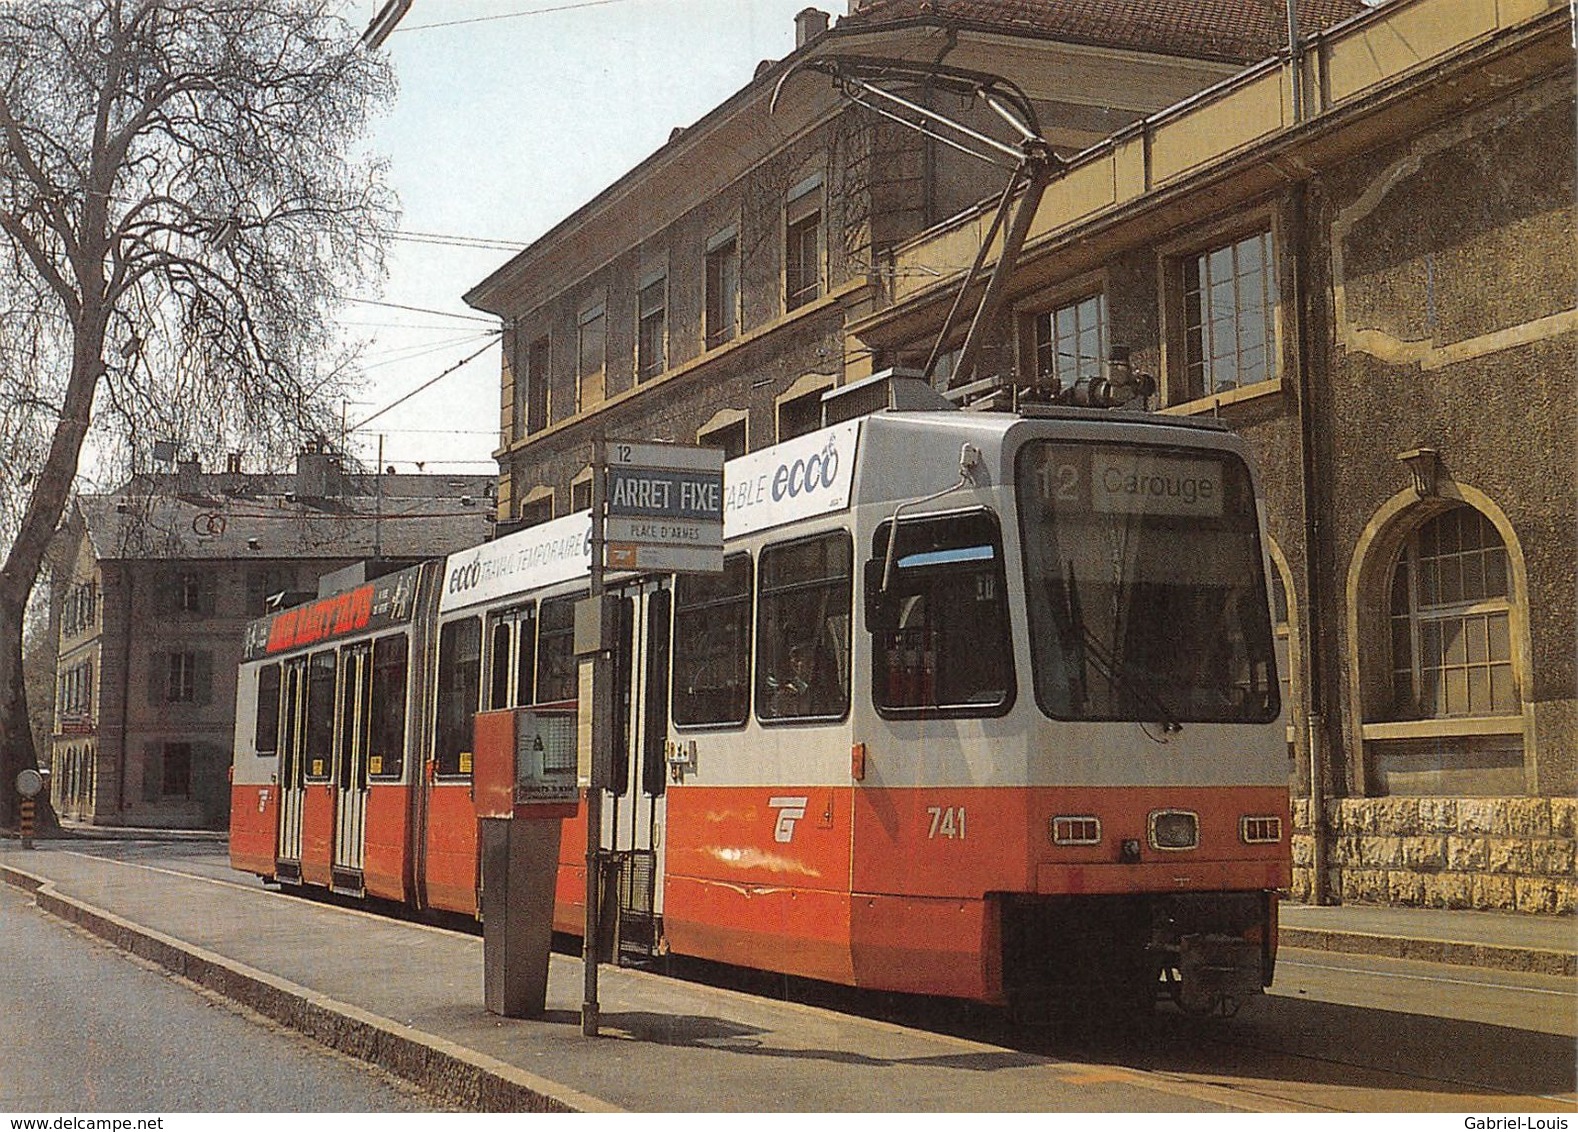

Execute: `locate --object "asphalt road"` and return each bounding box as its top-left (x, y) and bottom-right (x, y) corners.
top-left (29, 837), bottom-right (1578, 1113)
top-left (0, 883), bottom-right (449, 1113)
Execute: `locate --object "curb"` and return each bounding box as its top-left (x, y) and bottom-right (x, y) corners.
top-left (1278, 926), bottom-right (1576, 978)
top-left (0, 864), bottom-right (619, 1114)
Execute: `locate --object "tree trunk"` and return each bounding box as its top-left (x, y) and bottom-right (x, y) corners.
top-left (0, 316), bottom-right (105, 832)
top-left (0, 635), bottom-right (61, 834)
top-left (0, 597), bottom-right (32, 831)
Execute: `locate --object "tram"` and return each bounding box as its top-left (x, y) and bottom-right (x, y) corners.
top-left (230, 404), bottom-right (1289, 1018)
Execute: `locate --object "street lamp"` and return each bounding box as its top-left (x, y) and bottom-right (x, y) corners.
top-left (361, 0), bottom-right (412, 50)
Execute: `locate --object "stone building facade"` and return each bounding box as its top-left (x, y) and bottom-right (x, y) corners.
top-left (50, 449), bottom-right (493, 829)
top-left (861, 0), bottom-right (1574, 912)
top-left (460, 0), bottom-right (1578, 914)
top-left (466, 0), bottom-right (1360, 521)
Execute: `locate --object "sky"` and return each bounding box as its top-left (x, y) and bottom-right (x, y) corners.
top-left (336, 0), bottom-right (823, 476)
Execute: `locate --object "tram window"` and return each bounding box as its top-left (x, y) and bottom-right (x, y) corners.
top-left (303, 650), bottom-right (337, 780)
top-left (536, 596), bottom-right (579, 704)
top-left (337, 649), bottom-right (359, 788)
top-left (254, 664), bottom-right (281, 756)
top-left (643, 588), bottom-right (672, 795)
top-left (756, 532), bottom-right (852, 723)
top-left (1016, 440), bottom-right (1278, 725)
top-left (867, 510), bottom-right (1014, 717)
top-left (489, 618), bottom-right (512, 710)
top-left (368, 634), bottom-right (408, 780)
top-left (435, 617), bottom-right (482, 777)
top-left (515, 607), bottom-right (537, 706)
top-left (279, 663), bottom-right (303, 786)
top-left (610, 596), bottom-right (635, 797)
top-left (487, 606), bottom-right (537, 710)
top-left (337, 647), bottom-right (372, 791)
top-left (673, 554), bottom-right (752, 727)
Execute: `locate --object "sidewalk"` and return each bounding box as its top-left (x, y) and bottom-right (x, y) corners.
top-left (1279, 900), bottom-right (1576, 977)
top-left (1, 839), bottom-right (1572, 1112)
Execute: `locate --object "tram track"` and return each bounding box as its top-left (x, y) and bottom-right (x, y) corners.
top-left (1055, 1014), bottom-right (1565, 1112)
top-left (52, 841), bottom-right (1577, 1111)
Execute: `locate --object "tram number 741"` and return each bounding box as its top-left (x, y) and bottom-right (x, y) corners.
top-left (926, 806), bottom-right (967, 840)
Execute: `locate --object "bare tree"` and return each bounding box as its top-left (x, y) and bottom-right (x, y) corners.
top-left (0, 0), bottom-right (396, 829)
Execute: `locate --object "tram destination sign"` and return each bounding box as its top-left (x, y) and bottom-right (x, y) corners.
top-left (603, 440), bottom-right (724, 574)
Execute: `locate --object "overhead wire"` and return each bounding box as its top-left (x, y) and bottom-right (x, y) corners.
top-left (340, 319), bottom-right (504, 332)
top-left (344, 296), bottom-right (499, 323)
top-left (389, 230), bottom-right (527, 252)
top-left (397, 0), bottom-right (638, 34)
top-left (348, 337), bottom-right (500, 431)
top-left (359, 330), bottom-right (500, 370)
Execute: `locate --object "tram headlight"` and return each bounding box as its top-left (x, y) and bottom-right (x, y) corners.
top-left (1050, 815), bottom-right (1101, 845)
top-left (1240, 815), bottom-right (1282, 844)
top-left (1148, 809), bottom-right (1199, 851)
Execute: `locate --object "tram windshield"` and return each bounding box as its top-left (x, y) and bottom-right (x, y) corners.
top-left (1016, 440), bottom-right (1278, 726)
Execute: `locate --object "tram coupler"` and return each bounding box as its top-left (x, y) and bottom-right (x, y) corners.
top-left (1170, 933), bottom-right (1264, 1016)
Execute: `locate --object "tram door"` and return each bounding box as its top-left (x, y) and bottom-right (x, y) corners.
top-left (603, 578), bottom-right (672, 962)
top-left (332, 643), bottom-right (372, 892)
top-left (274, 657), bottom-right (307, 880)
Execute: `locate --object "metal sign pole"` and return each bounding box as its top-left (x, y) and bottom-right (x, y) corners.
top-left (582, 437), bottom-right (605, 1038)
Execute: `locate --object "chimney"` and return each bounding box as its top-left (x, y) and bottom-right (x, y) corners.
top-left (176, 456), bottom-right (201, 494)
top-left (795, 7), bottom-right (829, 46)
top-left (295, 440), bottom-right (342, 500)
top-left (226, 452), bottom-right (242, 474)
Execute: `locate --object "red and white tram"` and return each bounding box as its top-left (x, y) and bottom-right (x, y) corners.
top-left (230, 406), bottom-right (1289, 1018)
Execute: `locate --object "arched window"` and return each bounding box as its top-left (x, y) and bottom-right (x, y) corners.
top-left (1387, 506), bottom-right (1516, 720)
top-left (1270, 566), bottom-right (1293, 721)
top-left (1266, 547), bottom-right (1302, 778)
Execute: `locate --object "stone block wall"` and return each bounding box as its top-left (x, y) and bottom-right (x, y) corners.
top-left (1290, 797), bottom-right (1577, 914)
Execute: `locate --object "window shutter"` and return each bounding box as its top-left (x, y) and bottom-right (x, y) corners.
top-left (142, 743), bottom-right (162, 801)
top-left (195, 652), bottom-right (214, 705)
top-left (147, 651), bottom-right (165, 704)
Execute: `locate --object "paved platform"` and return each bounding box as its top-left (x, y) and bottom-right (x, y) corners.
top-left (1280, 900), bottom-right (1576, 976)
top-left (2, 839), bottom-right (1573, 1112)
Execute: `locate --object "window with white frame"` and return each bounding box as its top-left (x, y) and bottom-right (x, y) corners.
top-left (246, 567), bottom-right (294, 615)
top-left (1180, 229), bottom-right (1276, 402)
top-left (168, 569), bottom-right (214, 616)
top-left (63, 582), bottom-right (97, 636)
top-left (784, 178), bottom-right (824, 312)
top-left (637, 276), bottom-right (666, 381)
top-left (1388, 506), bottom-right (1517, 720)
top-left (165, 650), bottom-right (202, 703)
top-left (705, 233), bottom-right (740, 347)
top-left (777, 385), bottom-right (825, 443)
top-left (162, 741), bottom-right (192, 797)
top-left (521, 334), bottom-right (549, 435)
top-left (1270, 567), bottom-right (1293, 715)
top-left (577, 301), bottom-right (605, 411)
top-left (570, 469), bottom-right (593, 513)
top-left (698, 414), bottom-right (747, 461)
top-left (516, 490), bottom-right (553, 527)
top-left (1034, 293), bottom-right (1107, 392)
top-left (58, 659), bottom-right (94, 720)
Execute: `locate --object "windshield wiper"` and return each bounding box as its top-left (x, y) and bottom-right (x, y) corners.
top-left (1063, 561), bottom-right (1182, 734)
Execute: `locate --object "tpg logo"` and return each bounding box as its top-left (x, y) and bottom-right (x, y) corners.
top-left (769, 795), bottom-right (809, 843)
